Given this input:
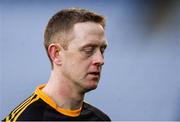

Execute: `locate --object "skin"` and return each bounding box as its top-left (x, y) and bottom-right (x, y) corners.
top-left (42, 22), bottom-right (107, 110)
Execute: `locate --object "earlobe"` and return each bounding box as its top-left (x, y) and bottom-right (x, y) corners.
top-left (48, 44), bottom-right (62, 65)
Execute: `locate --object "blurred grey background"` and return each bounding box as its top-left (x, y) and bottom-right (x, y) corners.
top-left (0, 0), bottom-right (180, 120)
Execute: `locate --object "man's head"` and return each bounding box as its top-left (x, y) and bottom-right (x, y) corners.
top-left (44, 8), bottom-right (105, 67)
top-left (44, 8), bottom-right (107, 92)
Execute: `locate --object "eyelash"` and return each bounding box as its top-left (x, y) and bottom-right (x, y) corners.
top-left (83, 47), bottom-right (106, 56)
top-left (84, 48), bottom-right (95, 55)
top-left (100, 47), bottom-right (105, 54)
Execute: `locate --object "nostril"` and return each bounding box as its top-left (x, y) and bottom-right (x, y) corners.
top-left (92, 58), bottom-right (104, 66)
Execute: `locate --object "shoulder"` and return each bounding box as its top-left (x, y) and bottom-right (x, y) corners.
top-left (83, 102), bottom-right (111, 121)
top-left (4, 94), bottom-right (47, 121)
top-left (17, 98), bottom-right (47, 120)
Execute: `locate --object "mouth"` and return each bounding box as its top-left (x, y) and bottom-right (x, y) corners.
top-left (88, 72), bottom-right (100, 77)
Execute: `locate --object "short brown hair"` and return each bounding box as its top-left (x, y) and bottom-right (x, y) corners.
top-left (44, 8), bottom-right (106, 66)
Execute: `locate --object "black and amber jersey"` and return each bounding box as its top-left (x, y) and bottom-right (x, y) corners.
top-left (3, 84), bottom-right (111, 121)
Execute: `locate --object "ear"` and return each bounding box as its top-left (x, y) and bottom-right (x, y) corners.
top-left (48, 44), bottom-right (62, 65)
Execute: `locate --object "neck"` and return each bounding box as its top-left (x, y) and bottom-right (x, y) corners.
top-left (42, 70), bottom-right (85, 110)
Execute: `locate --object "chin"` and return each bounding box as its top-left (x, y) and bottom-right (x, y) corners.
top-left (83, 80), bottom-right (99, 93)
top-left (84, 86), bottom-right (97, 93)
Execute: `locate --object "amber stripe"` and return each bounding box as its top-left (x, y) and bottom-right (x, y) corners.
top-left (6, 94), bottom-right (36, 122)
top-left (12, 95), bottom-right (39, 121)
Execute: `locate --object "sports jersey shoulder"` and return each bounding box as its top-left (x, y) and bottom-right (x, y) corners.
top-left (3, 84), bottom-right (111, 121)
top-left (3, 93), bottom-right (42, 121)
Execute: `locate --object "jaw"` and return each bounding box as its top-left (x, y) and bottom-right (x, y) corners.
top-left (79, 78), bottom-right (100, 93)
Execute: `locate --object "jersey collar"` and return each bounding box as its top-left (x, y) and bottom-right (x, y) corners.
top-left (35, 84), bottom-right (82, 117)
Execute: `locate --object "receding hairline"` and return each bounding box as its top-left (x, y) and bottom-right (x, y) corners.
top-left (51, 21), bottom-right (105, 48)
top-left (44, 8), bottom-right (106, 44)
top-left (44, 8), bottom-right (106, 67)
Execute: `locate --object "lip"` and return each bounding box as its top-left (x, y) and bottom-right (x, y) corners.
top-left (87, 72), bottom-right (100, 77)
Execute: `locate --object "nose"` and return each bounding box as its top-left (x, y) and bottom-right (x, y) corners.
top-left (92, 49), bottom-right (104, 66)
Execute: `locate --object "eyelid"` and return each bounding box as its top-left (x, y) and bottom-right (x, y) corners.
top-left (82, 45), bottom-right (96, 51)
top-left (80, 44), bottom-right (107, 56)
top-left (101, 45), bottom-right (107, 50)
top-left (102, 44), bottom-right (107, 49)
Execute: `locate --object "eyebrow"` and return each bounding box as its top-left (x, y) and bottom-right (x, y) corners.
top-left (81, 42), bottom-right (108, 49)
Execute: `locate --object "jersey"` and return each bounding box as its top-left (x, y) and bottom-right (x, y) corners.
top-left (3, 84), bottom-right (111, 121)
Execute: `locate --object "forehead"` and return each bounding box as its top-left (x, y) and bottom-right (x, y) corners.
top-left (70, 22), bottom-right (107, 47)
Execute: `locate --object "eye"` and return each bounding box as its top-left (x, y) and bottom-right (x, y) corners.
top-left (100, 47), bottom-right (106, 54)
top-left (83, 47), bottom-right (95, 55)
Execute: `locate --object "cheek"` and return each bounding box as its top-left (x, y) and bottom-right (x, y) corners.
top-left (69, 60), bottom-right (91, 78)
top-left (63, 52), bottom-right (92, 75)
top-left (63, 56), bottom-right (83, 73)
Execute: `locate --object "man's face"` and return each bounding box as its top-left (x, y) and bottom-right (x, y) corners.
top-left (61, 22), bottom-right (107, 92)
